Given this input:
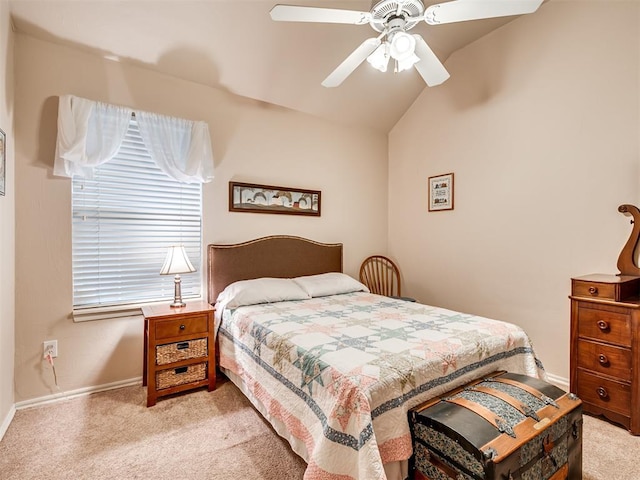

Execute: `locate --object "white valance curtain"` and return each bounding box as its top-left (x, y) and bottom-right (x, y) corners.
top-left (54, 95), bottom-right (214, 183)
top-left (54, 95), bottom-right (132, 178)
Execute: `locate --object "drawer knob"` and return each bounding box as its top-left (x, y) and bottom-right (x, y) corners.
top-left (179, 324), bottom-right (186, 330)
top-left (596, 386), bottom-right (609, 399)
top-left (588, 286), bottom-right (599, 295)
top-left (598, 354), bottom-right (609, 366)
top-left (596, 320), bottom-right (609, 332)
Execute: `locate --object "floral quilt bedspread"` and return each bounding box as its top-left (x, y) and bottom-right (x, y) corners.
top-left (217, 292), bottom-right (545, 480)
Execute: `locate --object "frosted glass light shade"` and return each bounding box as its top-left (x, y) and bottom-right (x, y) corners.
top-left (389, 32), bottom-right (416, 61)
top-left (160, 245), bottom-right (196, 275)
top-left (396, 53), bottom-right (420, 72)
top-left (366, 43), bottom-right (390, 72)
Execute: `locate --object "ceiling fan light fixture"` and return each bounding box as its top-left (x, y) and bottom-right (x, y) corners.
top-left (366, 42), bottom-right (390, 72)
top-left (389, 31), bottom-right (416, 61)
top-left (270, 0), bottom-right (543, 88)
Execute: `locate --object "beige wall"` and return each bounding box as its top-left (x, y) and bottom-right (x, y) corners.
top-left (0, 0), bottom-right (15, 434)
top-left (13, 34), bottom-right (388, 402)
top-left (389, 0), bottom-right (640, 380)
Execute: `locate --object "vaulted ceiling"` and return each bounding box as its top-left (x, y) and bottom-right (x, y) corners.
top-left (8, 0), bottom-right (547, 133)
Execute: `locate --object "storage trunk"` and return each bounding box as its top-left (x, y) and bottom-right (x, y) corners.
top-left (408, 371), bottom-right (582, 480)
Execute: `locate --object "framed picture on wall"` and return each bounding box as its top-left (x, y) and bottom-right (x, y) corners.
top-left (428, 172), bottom-right (454, 211)
top-left (0, 128), bottom-right (5, 197)
top-left (229, 181), bottom-right (321, 216)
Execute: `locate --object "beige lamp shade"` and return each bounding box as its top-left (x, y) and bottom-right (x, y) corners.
top-left (160, 245), bottom-right (196, 275)
top-left (160, 245), bottom-right (195, 307)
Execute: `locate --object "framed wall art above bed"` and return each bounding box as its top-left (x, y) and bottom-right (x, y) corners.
top-left (229, 181), bottom-right (321, 216)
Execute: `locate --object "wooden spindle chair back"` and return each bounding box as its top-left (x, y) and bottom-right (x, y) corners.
top-left (359, 255), bottom-right (402, 298)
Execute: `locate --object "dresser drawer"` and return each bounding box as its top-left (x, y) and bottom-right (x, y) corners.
top-left (577, 306), bottom-right (631, 346)
top-left (577, 369), bottom-right (631, 416)
top-left (572, 275), bottom-right (640, 301)
top-left (155, 313), bottom-right (209, 340)
top-left (577, 339), bottom-right (631, 380)
top-left (572, 279), bottom-right (616, 300)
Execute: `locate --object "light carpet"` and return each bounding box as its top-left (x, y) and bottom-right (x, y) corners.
top-left (0, 378), bottom-right (638, 479)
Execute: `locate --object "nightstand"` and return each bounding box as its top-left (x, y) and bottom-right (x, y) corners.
top-left (142, 301), bottom-right (215, 407)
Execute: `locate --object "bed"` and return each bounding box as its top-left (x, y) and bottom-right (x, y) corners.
top-left (207, 236), bottom-right (545, 480)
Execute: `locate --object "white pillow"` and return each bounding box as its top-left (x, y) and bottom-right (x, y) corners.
top-left (293, 272), bottom-right (369, 298)
top-left (216, 277), bottom-right (311, 309)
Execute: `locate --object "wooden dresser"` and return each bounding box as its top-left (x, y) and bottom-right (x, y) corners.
top-left (570, 274), bottom-right (640, 434)
top-left (142, 301), bottom-right (215, 407)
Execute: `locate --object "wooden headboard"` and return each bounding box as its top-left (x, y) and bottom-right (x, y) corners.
top-left (207, 235), bottom-right (343, 303)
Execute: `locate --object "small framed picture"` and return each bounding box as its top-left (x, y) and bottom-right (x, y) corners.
top-left (0, 128), bottom-right (5, 197)
top-left (428, 173), bottom-right (454, 212)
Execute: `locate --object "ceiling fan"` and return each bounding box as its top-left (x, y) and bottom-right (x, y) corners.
top-left (270, 0), bottom-right (543, 87)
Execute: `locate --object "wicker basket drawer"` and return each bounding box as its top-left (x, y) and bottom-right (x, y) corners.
top-left (156, 338), bottom-right (208, 366)
top-left (156, 362), bottom-right (207, 390)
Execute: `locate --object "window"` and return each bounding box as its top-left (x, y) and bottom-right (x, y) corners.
top-left (72, 118), bottom-right (202, 311)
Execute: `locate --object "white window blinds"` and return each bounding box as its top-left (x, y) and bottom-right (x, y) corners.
top-left (72, 118), bottom-right (202, 309)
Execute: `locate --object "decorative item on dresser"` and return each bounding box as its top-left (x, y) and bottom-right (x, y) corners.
top-left (142, 301), bottom-right (215, 407)
top-left (569, 203), bottom-right (640, 434)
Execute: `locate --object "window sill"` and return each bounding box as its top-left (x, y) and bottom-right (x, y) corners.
top-left (73, 306), bottom-right (144, 323)
top-left (72, 297), bottom-right (202, 322)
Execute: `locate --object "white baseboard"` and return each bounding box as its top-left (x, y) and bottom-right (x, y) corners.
top-left (15, 376), bottom-right (143, 411)
top-left (545, 372), bottom-right (570, 391)
top-left (0, 404), bottom-right (16, 441)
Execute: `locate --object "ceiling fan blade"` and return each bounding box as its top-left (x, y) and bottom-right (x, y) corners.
top-left (424, 0), bottom-right (543, 25)
top-left (322, 38), bottom-right (381, 88)
top-left (270, 5), bottom-right (371, 25)
top-left (412, 35), bottom-right (450, 87)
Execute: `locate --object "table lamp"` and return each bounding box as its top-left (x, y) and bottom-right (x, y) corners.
top-left (160, 245), bottom-right (196, 307)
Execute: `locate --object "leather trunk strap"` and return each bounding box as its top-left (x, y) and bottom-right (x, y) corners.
top-left (443, 396), bottom-right (504, 432)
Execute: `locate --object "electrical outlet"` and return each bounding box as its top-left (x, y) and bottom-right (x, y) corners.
top-left (43, 340), bottom-right (58, 358)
